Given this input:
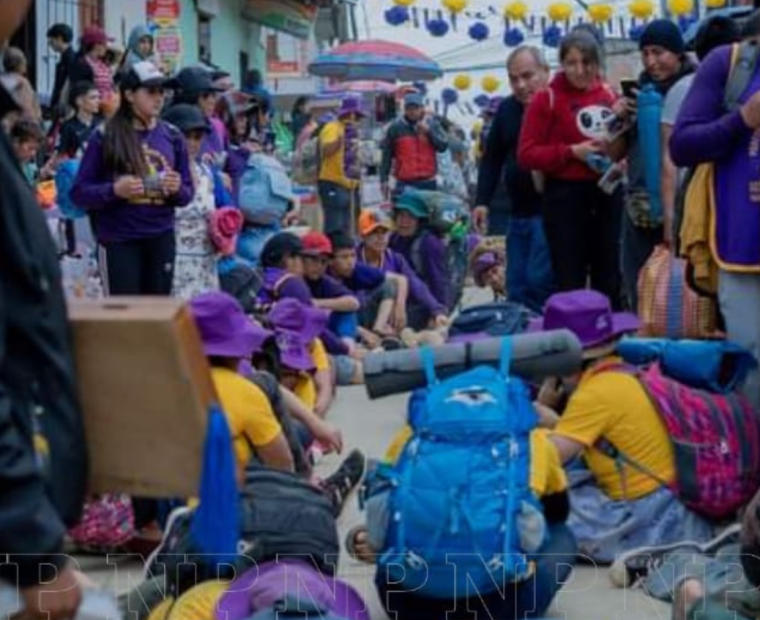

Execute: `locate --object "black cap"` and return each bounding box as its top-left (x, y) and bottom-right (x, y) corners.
top-left (694, 15), bottom-right (741, 61)
top-left (260, 233), bottom-right (304, 268)
top-left (166, 67), bottom-right (224, 96)
top-left (163, 103), bottom-right (211, 134)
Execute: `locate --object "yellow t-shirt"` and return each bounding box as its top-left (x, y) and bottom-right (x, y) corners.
top-left (293, 338), bottom-right (330, 410)
top-left (552, 358), bottom-right (675, 500)
top-left (211, 367), bottom-right (283, 476)
top-left (384, 426), bottom-right (567, 497)
top-left (318, 121), bottom-right (358, 190)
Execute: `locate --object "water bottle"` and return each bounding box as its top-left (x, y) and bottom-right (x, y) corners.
top-left (637, 84), bottom-right (664, 223)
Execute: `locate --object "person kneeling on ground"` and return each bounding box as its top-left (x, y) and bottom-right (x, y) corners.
top-left (328, 230), bottom-right (409, 349)
top-left (531, 289), bottom-right (715, 563)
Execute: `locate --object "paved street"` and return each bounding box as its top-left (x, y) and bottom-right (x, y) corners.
top-left (78, 382), bottom-right (671, 619)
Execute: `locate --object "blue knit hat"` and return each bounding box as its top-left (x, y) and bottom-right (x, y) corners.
top-left (639, 19), bottom-right (685, 55)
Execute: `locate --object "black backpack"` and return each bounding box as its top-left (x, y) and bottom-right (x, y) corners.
top-left (148, 469), bottom-right (339, 596)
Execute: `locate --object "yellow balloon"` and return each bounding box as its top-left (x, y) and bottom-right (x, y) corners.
top-left (705, 0), bottom-right (726, 7)
top-left (668, 0), bottom-right (694, 15)
top-left (547, 1), bottom-right (573, 22)
top-left (454, 74), bottom-right (472, 91)
top-left (588, 3), bottom-right (614, 23)
top-left (443, 0), bottom-right (468, 13)
top-left (482, 76), bottom-right (501, 94)
top-left (629, 0), bottom-right (655, 19)
top-left (393, 0), bottom-right (416, 6)
top-left (503, 1), bottom-right (528, 21)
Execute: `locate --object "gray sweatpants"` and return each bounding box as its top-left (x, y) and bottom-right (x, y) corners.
top-left (719, 271), bottom-right (760, 411)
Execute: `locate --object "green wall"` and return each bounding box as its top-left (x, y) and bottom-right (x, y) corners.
top-left (178, 0), bottom-right (264, 84)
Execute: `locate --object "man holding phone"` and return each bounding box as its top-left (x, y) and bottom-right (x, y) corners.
top-left (612, 19), bottom-right (696, 309)
top-left (380, 93), bottom-right (449, 199)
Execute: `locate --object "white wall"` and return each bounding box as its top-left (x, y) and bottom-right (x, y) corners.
top-left (104, 0), bottom-right (147, 49)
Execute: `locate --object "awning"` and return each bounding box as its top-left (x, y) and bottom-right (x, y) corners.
top-left (242, 0), bottom-right (320, 40)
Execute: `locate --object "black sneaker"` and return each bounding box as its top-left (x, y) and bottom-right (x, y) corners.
top-left (320, 449), bottom-right (366, 518)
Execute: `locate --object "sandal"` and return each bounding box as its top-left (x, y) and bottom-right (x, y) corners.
top-left (344, 525), bottom-right (377, 565)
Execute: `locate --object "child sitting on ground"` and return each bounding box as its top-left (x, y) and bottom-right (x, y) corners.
top-left (328, 230), bottom-right (409, 349)
top-left (301, 231), bottom-right (361, 350)
top-left (356, 207), bottom-right (448, 333)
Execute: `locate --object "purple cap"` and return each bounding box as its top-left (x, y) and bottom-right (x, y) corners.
top-left (267, 299), bottom-right (329, 342)
top-left (338, 97), bottom-right (366, 118)
top-left (190, 292), bottom-right (273, 358)
top-left (528, 289), bottom-right (640, 350)
top-left (275, 329), bottom-right (315, 371)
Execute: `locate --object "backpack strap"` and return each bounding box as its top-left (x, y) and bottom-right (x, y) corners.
top-left (725, 41), bottom-right (760, 112)
top-left (498, 337), bottom-right (512, 378)
top-left (420, 346), bottom-right (438, 385)
top-left (272, 273), bottom-right (295, 299)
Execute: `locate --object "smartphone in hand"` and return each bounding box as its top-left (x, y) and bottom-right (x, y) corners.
top-left (620, 79), bottom-right (638, 100)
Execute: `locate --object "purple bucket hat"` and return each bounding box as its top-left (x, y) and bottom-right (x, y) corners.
top-left (275, 329), bottom-right (315, 371)
top-left (190, 292), bottom-right (273, 358)
top-left (473, 251), bottom-right (501, 286)
top-left (267, 299), bottom-right (329, 342)
top-left (338, 96), bottom-right (366, 119)
top-left (528, 289), bottom-right (640, 350)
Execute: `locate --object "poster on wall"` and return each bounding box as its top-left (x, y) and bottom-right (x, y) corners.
top-left (242, 0), bottom-right (319, 40)
top-left (266, 32), bottom-right (309, 78)
top-left (147, 0), bottom-right (182, 75)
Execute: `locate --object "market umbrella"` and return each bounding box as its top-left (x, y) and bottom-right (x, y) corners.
top-left (308, 40), bottom-right (443, 83)
top-left (324, 80), bottom-right (397, 94)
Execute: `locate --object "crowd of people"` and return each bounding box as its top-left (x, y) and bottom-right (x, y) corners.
top-left (2, 0), bottom-right (760, 617)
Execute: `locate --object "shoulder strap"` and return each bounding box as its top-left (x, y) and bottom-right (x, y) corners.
top-left (272, 273), bottom-right (295, 299)
top-left (725, 41), bottom-right (760, 112)
top-left (498, 337), bottom-right (512, 377)
top-left (420, 346), bottom-right (438, 386)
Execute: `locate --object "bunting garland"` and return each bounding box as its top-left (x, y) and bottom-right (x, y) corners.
top-left (385, 0), bottom-right (709, 45)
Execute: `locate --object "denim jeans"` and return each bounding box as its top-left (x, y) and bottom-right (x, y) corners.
top-left (375, 523), bottom-right (578, 620)
top-left (507, 216), bottom-right (556, 313)
top-left (318, 180), bottom-right (360, 236)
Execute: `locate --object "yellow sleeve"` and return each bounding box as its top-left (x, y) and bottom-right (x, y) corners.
top-left (552, 375), bottom-right (617, 448)
top-left (311, 339), bottom-right (330, 372)
top-left (319, 122), bottom-right (340, 146)
top-left (384, 425), bottom-right (413, 464)
top-left (530, 430), bottom-right (568, 496)
top-left (239, 382), bottom-right (282, 447)
top-left (294, 375), bottom-right (317, 410)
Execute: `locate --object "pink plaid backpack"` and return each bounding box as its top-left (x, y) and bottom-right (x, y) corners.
top-left (595, 362), bottom-right (760, 521)
top-left (68, 494), bottom-right (135, 550)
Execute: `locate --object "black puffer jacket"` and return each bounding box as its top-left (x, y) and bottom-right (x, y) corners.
top-left (0, 83), bottom-right (87, 587)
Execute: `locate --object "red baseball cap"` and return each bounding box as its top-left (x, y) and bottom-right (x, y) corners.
top-left (301, 231), bottom-right (333, 257)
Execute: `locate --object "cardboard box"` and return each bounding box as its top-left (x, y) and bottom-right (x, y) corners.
top-left (68, 297), bottom-right (216, 498)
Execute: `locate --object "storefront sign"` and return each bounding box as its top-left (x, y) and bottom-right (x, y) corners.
top-left (148, 0), bottom-right (182, 75)
top-left (266, 32), bottom-right (309, 77)
top-left (242, 0), bottom-right (319, 40)
top-left (147, 0), bottom-right (181, 21)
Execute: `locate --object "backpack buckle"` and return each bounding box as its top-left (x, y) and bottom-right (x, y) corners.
top-left (406, 551), bottom-right (425, 570)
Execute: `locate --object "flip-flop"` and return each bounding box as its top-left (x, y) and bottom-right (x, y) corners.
top-left (344, 525), bottom-right (376, 565)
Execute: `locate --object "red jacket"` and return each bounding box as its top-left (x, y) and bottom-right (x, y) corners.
top-left (518, 73), bottom-right (618, 181)
top-left (381, 117), bottom-right (449, 184)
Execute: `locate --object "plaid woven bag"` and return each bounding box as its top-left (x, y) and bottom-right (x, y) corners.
top-left (637, 245), bottom-right (717, 339)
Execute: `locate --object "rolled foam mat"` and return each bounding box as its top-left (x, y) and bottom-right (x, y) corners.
top-left (363, 330), bottom-right (583, 399)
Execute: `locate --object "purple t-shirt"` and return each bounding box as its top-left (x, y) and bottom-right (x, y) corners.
top-left (333, 263), bottom-right (386, 293)
top-left (357, 244), bottom-right (444, 316)
top-left (307, 274), bottom-right (356, 300)
top-left (390, 232), bottom-right (449, 308)
top-left (670, 45), bottom-right (760, 268)
top-left (71, 122), bottom-right (194, 244)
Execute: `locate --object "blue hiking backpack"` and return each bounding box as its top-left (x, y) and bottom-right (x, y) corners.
top-left (238, 153), bottom-right (293, 226)
top-left (55, 159), bottom-right (86, 219)
top-left (378, 338), bottom-right (544, 599)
